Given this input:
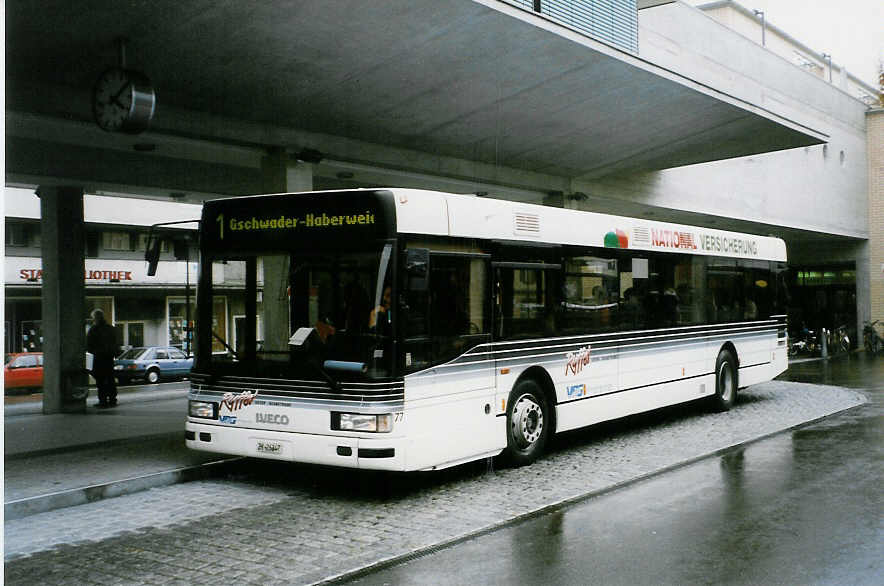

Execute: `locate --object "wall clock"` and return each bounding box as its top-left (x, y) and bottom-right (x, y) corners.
top-left (92, 67), bottom-right (156, 134)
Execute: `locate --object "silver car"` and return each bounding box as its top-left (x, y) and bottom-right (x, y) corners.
top-left (114, 346), bottom-right (193, 384)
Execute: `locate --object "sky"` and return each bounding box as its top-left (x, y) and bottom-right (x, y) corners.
top-left (688, 0), bottom-right (884, 88)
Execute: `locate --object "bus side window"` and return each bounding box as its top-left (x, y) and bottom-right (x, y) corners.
top-left (560, 252), bottom-right (619, 334)
top-left (496, 267), bottom-right (556, 339)
top-left (404, 253), bottom-right (489, 370)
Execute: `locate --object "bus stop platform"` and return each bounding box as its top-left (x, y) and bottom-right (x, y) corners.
top-left (3, 385), bottom-right (237, 521)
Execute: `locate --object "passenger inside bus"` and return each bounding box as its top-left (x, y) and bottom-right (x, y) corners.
top-left (369, 285), bottom-right (392, 333)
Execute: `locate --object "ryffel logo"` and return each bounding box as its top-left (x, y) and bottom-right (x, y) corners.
top-left (564, 346), bottom-right (591, 376)
top-left (256, 413), bottom-right (290, 425)
top-left (567, 384), bottom-right (586, 398)
top-left (220, 390), bottom-right (258, 412)
top-left (218, 415), bottom-right (237, 424)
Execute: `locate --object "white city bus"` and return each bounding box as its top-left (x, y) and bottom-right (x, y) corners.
top-left (185, 189), bottom-right (788, 470)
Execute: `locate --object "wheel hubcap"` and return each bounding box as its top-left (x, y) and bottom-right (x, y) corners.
top-left (719, 362), bottom-right (734, 401)
top-left (511, 393), bottom-right (543, 450)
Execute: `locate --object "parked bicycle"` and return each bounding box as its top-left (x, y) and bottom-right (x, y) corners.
top-left (863, 320), bottom-right (883, 355)
top-left (788, 326), bottom-right (819, 357)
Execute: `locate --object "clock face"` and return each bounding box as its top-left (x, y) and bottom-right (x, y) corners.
top-left (92, 68), bottom-right (155, 133)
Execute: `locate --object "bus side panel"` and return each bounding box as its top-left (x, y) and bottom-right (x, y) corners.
top-left (556, 374), bottom-right (716, 430)
top-left (403, 364), bottom-right (502, 471)
top-left (618, 337), bottom-right (711, 401)
top-left (709, 327), bottom-right (779, 388)
top-left (552, 346), bottom-right (621, 433)
top-left (735, 330), bottom-right (785, 387)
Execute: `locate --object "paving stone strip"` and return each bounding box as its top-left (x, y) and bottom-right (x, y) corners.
top-left (3, 382), bottom-right (866, 585)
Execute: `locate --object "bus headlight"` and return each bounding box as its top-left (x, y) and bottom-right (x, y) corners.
top-left (189, 400), bottom-right (217, 419)
top-left (333, 412), bottom-right (393, 433)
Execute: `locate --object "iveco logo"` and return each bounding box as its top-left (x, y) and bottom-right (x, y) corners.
top-left (256, 413), bottom-right (290, 425)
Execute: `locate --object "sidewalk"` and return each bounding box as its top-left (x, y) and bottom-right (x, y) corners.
top-left (3, 384), bottom-right (237, 520)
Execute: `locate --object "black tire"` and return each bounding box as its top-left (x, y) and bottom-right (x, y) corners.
top-left (145, 368), bottom-right (160, 384)
top-left (711, 349), bottom-right (738, 412)
top-left (502, 379), bottom-right (551, 467)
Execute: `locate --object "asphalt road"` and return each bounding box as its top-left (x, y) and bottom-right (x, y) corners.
top-left (340, 355), bottom-right (883, 586)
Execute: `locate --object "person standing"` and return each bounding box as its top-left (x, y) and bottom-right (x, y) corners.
top-left (87, 309), bottom-right (119, 408)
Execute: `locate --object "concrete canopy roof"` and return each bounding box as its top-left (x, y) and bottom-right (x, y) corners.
top-left (5, 0), bottom-right (825, 192)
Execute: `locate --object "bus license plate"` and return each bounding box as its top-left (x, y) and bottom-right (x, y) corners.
top-left (256, 440), bottom-right (283, 455)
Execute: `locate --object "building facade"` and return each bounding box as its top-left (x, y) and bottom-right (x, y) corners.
top-left (4, 193), bottom-right (250, 357)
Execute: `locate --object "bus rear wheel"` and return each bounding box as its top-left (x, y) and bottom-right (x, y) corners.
top-left (502, 379), bottom-right (550, 467)
top-left (711, 349), bottom-right (737, 412)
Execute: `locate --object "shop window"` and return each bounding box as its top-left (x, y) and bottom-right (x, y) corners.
top-left (167, 297), bottom-right (197, 351)
top-left (19, 321), bottom-right (43, 352)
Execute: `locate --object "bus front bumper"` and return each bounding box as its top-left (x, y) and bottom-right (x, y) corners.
top-left (185, 420), bottom-right (406, 471)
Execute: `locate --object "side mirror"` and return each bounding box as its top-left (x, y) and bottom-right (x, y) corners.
top-left (145, 233), bottom-right (161, 276)
top-left (405, 248), bottom-right (430, 292)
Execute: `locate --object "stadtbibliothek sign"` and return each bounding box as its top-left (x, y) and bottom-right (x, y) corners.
top-left (4, 257), bottom-right (208, 286)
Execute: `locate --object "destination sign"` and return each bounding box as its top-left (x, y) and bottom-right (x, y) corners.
top-left (201, 191), bottom-right (396, 250)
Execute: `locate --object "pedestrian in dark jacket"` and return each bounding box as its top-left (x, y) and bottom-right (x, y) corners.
top-left (87, 309), bottom-right (119, 407)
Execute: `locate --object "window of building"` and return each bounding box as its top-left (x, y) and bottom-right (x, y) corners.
top-left (168, 296), bottom-right (226, 352)
top-left (102, 231), bottom-right (133, 251)
top-left (137, 233), bottom-right (171, 253)
top-left (5, 224), bottom-right (30, 247)
top-left (114, 321), bottom-right (145, 350)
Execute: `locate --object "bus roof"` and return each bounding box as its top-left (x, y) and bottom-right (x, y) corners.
top-left (392, 188), bottom-right (787, 262)
top-left (204, 188), bottom-right (786, 262)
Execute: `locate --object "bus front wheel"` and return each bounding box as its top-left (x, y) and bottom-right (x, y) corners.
top-left (502, 379), bottom-right (550, 467)
top-left (711, 349), bottom-right (738, 412)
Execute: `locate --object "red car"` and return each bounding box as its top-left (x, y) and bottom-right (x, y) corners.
top-left (4, 352), bottom-right (44, 393)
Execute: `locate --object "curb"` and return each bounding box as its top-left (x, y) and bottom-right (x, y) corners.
top-left (3, 388), bottom-right (188, 417)
top-left (4, 431), bottom-right (186, 461)
top-left (4, 457), bottom-right (243, 521)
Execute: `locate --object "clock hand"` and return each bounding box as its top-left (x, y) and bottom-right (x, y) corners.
top-left (111, 83), bottom-right (130, 107)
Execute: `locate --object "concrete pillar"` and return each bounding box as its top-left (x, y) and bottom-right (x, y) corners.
top-left (260, 149), bottom-right (314, 351)
top-left (867, 110), bottom-right (884, 335)
top-left (37, 186), bottom-right (88, 414)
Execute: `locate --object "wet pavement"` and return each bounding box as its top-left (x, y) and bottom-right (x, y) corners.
top-left (340, 354), bottom-right (883, 586)
top-left (2, 356), bottom-right (876, 584)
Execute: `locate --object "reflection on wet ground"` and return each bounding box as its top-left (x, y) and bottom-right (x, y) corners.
top-left (344, 354), bottom-right (883, 586)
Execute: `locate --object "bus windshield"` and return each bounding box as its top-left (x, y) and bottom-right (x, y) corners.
top-left (207, 243), bottom-right (394, 379)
